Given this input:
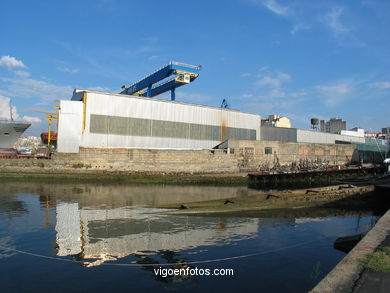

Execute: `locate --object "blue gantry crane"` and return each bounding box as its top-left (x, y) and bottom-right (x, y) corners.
top-left (120, 61), bottom-right (201, 101)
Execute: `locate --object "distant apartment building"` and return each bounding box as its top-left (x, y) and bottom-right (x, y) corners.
top-left (320, 118), bottom-right (347, 134)
top-left (261, 114), bottom-right (291, 128)
top-left (382, 127), bottom-right (390, 134)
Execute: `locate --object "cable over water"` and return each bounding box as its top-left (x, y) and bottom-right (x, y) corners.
top-left (0, 237), bottom-right (326, 268)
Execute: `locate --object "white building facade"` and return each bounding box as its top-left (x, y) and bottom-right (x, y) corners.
top-left (57, 90), bottom-right (261, 153)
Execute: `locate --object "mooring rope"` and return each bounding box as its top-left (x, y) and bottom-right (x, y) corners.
top-left (0, 237), bottom-right (326, 267)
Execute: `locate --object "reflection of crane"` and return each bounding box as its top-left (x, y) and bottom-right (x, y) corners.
top-left (44, 195), bottom-right (51, 228)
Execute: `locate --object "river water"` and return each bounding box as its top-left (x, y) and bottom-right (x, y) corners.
top-left (0, 181), bottom-right (380, 293)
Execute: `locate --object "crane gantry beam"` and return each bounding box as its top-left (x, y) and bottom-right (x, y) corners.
top-left (120, 61), bottom-right (201, 101)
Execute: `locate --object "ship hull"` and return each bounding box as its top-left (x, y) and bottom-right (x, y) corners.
top-left (0, 121), bottom-right (31, 148)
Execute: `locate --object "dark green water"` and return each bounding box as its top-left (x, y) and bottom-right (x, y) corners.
top-left (0, 181), bottom-right (380, 293)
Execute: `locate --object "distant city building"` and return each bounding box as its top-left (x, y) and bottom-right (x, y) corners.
top-left (382, 127), bottom-right (390, 134)
top-left (340, 128), bottom-right (365, 137)
top-left (261, 114), bottom-right (291, 128)
top-left (364, 132), bottom-right (378, 138)
top-left (320, 118), bottom-right (346, 134)
top-left (365, 131), bottom-right (387, 139)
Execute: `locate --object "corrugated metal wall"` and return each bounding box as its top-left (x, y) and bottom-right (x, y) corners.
top-left (260, 126), bottom-right (366, 145)
top-left (79, 91), bottom-right (260, 149)
top-left (89, 114), bottom-right (256, 141)
top-left (260, 126), bottom-right (297, 142)
top-left (297, 129), bottom-right (365, 144)
top-left (57, 100), bottom-right (83, 153)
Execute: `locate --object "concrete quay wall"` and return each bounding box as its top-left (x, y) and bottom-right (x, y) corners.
top-left (310, 208), bottom-right (390, 293)
top-left (0, 141), bottom-right (355, 174)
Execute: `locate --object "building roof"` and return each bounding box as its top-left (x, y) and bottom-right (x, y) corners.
top-left (72, 89), bottom-right (260, 117)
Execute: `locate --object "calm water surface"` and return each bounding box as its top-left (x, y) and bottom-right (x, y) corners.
top-left (0, 181), bottom-right (379, 293)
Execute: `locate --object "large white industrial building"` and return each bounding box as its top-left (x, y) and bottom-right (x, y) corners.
top-left (57, 89), bottom-right (377, 155)
top-left (57, 89), bottom-right (261, 153)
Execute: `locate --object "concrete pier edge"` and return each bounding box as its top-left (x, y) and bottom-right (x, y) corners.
top-left (310, 208), bottom-right (390, 293)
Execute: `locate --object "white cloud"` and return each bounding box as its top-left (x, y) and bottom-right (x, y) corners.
top-left (316, 83), bottom-right (351, 95)
top-left (87, 86), bottom-right (111, 92)
top-left (22, 115), bottom-right (41, 124)
top-left (148, 55), bottom-right (159, 61)
top-left (57, 67), bottom-right (79, 73)
top-left (0, 56), bottom-right (27, 70)
top-left (256, 71), bottom-right (291, 88)
top-left (253, 0), bottom-right (312, 36)
top-left (0, 94), bottom-right (40, 124)
top-left (241, 93), bottom-right (254, 98)
top-left (315, 82), bottom-right (352, 106)
top-left (320, 6), bottom-right (364, 47)
top-left (175, 91), bottom-right (214, 104)
top-left (126, 38), bottom-right (158, 56)
top-left (13, 70), bottom-right (30, 77)
top-left (290, 89), bottom-right (308, 97)
top-left (257, 0), bottom-right (289, 16)
top-left (0, 95), bottom-right (14, 119)
top-left (239, 97), bottom-right (305, 116)
top-left (290, 23), bottom-right (310, 35)
top-left (239, 69), bottom-right (296, 101)
top-left (369, 81), bottom-right (390, 89)
top-left (323, 7), bottom-right (349, 34)
top-left (0, 77), bottom-right (73, 102)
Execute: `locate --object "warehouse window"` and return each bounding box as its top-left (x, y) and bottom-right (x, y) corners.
top-left (244, 147), bottom-right (254, 155)
top-left (265, 147), bottom-right (272, 155)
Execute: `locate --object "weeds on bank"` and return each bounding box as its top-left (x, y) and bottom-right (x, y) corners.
top-left (361, 246), bottom-right (390, 272)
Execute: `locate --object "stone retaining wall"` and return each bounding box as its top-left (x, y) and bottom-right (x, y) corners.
top-left (0, 140), bottom-right (356, 174)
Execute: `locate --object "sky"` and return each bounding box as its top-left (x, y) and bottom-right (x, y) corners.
top-left (0, 0), bottom-right (389, 135)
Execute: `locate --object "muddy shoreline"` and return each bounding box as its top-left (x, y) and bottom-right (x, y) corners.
top-left (0, 170), bottom-right (249, 185)
top-left (156, 184), bottom-right (383, 216)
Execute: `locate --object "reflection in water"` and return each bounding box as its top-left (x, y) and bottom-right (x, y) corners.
top-left (0, 180), bottom-right (383, 293)
top-left (0, 196), bottom-right (28, 218)
top-left (135, 251), bottom-right (195, 285)
top-left (0, 236), bottom-right (16, 259)
top-left (0, 181), bottom-right (258, 209)
top-left (55, 203), bottom-right (259, 266)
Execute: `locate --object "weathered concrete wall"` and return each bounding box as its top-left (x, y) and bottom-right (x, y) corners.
top-left (310, 208), bottom-right (390, 293)
top-left (0, 140), bottom-right (356, 174)
top-left (226, 140), bottom-right (355, 170)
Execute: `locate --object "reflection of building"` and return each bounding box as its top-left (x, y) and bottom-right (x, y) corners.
top-left (55, 203), bottom-right (259, 266)
top-left (56, 203), bottom-right (82, 256)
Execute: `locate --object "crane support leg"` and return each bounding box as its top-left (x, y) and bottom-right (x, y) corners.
top-left (171, 88), bottom-right (175, 101)
top-left (147, 85), bottom-right (152, 97)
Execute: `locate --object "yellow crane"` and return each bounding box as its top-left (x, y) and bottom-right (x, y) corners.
top-left (34, 106), bottom-right (60, 152)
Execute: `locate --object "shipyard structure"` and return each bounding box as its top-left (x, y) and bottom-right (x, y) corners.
top-left (58, 89), bottom-right (260, 152)
top-left (53, 88), bottom-right (385, 173)
top-left (48, 62), bottom-right (389, 173)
